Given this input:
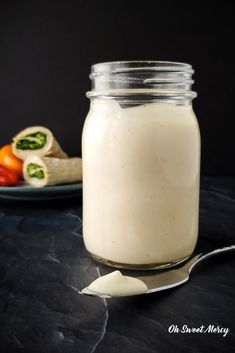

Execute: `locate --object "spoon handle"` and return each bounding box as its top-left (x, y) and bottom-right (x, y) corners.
top-left (185, 245), bottom-right (235, 274)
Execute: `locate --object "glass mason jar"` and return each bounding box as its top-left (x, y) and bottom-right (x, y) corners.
top-left (82, 61), bottom-right (200, 270)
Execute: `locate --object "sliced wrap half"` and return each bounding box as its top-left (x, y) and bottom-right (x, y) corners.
top-left (12, 126), bottom-right (68, 159)
top-left (23, 156), bottom-right (82, 187)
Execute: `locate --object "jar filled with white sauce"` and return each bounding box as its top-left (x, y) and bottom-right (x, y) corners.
top-left (82, 61), bottom-right (200, 269)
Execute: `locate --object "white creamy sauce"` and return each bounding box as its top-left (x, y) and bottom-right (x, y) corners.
top-left (83, 100), bottom-right (200, 265)
top-left (83, 270), bottom-right (148, 297)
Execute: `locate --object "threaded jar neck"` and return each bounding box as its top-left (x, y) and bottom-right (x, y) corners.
top-left (87, 61), bottom-right (197, 105)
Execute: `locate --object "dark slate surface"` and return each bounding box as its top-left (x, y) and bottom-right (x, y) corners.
top-left (0, 176), bottom-right (235, 353)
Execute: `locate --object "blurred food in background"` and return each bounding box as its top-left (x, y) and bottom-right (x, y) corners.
top-left (0, 126), bottom-right (82, 187)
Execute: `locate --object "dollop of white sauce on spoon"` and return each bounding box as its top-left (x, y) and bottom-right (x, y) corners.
top-left (82, 270), bottom-right (148, 297)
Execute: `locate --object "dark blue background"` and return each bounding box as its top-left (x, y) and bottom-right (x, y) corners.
top-left (0, 1), bottom-right (234, 175)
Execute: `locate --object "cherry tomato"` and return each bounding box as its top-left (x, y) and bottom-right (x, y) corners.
top-left (0, 165), bottom-right (19, 186)
top-left (0, 144), bottom-right (23, 177)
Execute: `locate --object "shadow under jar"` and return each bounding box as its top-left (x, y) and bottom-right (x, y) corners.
top-left (82, 61), bottom-right (200, 270)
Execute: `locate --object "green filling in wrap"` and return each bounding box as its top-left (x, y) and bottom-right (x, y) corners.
top-left (27, 163), bottom-right (45, 179)
top-left (16, 132), bottom-right (47, 150)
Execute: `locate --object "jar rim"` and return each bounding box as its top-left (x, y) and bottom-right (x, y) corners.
top-left (88, 60), bottom-right (196, 104)
top-left (90, 60), bottom-right (193, 74)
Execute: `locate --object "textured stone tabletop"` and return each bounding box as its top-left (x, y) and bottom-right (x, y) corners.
top-left (0, 177), bottom-right (235, 353)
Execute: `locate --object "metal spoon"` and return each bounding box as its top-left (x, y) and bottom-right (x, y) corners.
top-left (80, 245), bottom-right (235, 298)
